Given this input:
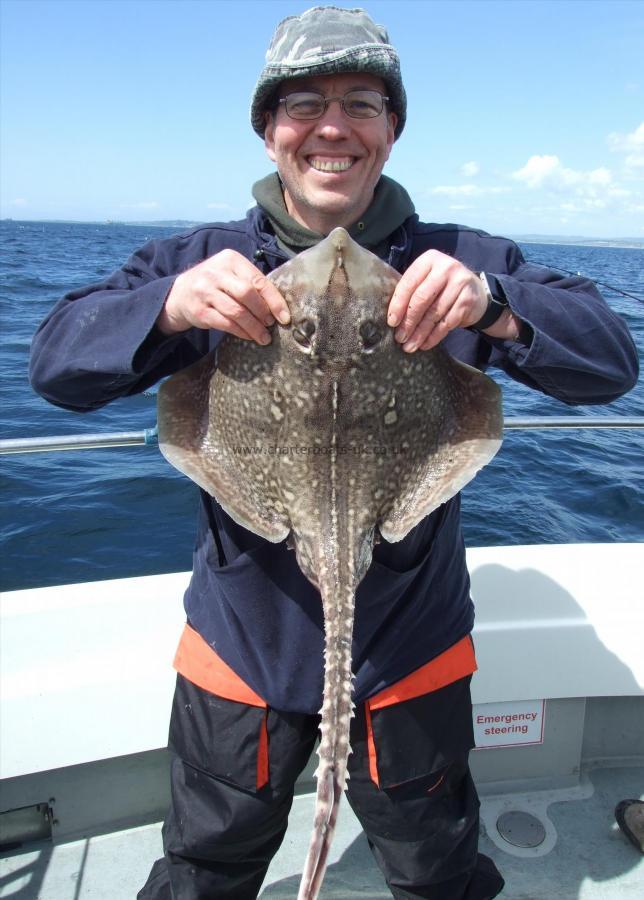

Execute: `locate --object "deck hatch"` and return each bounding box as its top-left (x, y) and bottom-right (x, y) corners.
top-left (496, 810), bottom-right (546, 848)
top-left (0, 802), bottom-right (53, 850)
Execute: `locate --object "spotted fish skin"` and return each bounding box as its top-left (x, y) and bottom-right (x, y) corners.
top-left (157, 228), bottom-right (503, 900)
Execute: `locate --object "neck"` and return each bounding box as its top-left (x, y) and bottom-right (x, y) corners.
top-left (283, 189), bottom-right (371, 236)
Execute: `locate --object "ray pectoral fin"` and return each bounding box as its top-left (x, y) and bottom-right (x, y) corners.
top-left (380, 435), bottom-right (502, 541)
top-left (381, 360), bottom-right (503, 542)
top-left (157, 349), bottom-right (289, 542)
top-left (157, 350), bottom-right (214, 488)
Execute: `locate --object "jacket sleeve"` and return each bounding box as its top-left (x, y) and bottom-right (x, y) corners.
top-left (480, 242), bottom-right (639, 405)
top-left (29, 232), bottom-right (217, 412)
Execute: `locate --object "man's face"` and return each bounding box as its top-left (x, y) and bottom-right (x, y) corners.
top-left (264, 72), bottom-right (397, 235)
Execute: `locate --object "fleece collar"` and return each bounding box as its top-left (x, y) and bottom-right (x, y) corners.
top-left (251, 172), bottom-right (415, 258)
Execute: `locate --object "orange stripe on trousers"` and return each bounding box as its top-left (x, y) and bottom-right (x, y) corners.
top-left (173, 624), bottom-right (269, 790)
top-left (173, 623), bottom-right (267, 708)
top-left (364, 635), bottom-right (477, 787)
top-left (174, 624), bottom-right (476, 790)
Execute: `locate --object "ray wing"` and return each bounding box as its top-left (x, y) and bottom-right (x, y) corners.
top-left (379, 352), bottom-right (503, 543)
top-left (157, 344), bottom-right (290, 542)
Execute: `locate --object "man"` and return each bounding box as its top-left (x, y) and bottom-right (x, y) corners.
top-left (30, 7), bottom-right (638, 900)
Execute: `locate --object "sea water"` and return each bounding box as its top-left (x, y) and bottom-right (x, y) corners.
top-left (1, 220), bottom-right (642, 591)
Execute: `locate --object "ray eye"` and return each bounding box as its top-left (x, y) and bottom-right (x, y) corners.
top-left (359, 320), bottom-right (381, 349)
top-left (292, 318), bottom-right (316, 347)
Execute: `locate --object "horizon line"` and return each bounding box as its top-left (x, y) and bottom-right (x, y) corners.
top-left (2, 217), bottom-right (643, 246)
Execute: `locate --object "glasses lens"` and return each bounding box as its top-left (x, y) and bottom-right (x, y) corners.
top-left (343, 90), bottom-right (384, 118)
top-left (283, 91), bottom-right (385, 120)
top-left (285, 93), bottom-right (325, 119)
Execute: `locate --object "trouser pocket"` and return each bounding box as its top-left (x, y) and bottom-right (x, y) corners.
top-left (363, 673), bottom-right (475, 791)
top-left (168, 672), bottom-right (268, 792)
top-left (346, 675), bottom-right (476, 839)
top-left (342, 676), bottom-right (503, 899)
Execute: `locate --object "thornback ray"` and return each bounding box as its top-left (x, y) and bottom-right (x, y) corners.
top-left (157, 227), bottom-right (503, 900)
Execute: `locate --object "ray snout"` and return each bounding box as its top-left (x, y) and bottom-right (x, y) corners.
top-left (270, 228), bottom-right (400, 317)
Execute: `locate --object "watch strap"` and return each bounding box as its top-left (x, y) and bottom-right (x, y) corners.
top-left (469, 272), bottom-right (509, 331)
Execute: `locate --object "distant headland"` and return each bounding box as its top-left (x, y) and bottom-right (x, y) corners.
top-left (2, 219), bottom-right (642, 250)
top-left (510, 233), bottom-right (644, 250)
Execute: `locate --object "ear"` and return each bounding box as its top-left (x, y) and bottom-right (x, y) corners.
top-left (264, 111), bottom-right (277, 163)
top-left (384, 111), bottom-right (397, 161)
top-left (387, 111), bottom-right (398, 147)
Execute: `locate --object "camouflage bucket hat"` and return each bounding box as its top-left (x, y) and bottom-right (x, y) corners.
top-left (250, 5), bottom-right (406, 140)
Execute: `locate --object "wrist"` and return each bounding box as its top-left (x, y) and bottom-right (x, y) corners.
top-left (467, 272), bottom-right (532, 345)
top-left (157, 279), bottom-right (189, 335)
top-left (469, 272), bottom-right (509, 331)
top-left (156, 308), bottom-right (180, 336)
top-left (483, 307), bottom-right (520, 340)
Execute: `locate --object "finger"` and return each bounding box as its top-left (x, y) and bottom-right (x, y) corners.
top-left (196, 303), bottom-right (268, 343)
top-left (230, 255), bottom-right (291, 325)
top-left (217, 270), bottom-right (277, 327)
top-left (410, 292), bottom-right (469, 351)
top-left (387, 260), bottom-right (434, 328)
top-left (417, 312), bottom-right (461, 351)
top-left (401, 279), bottom-right (465, 349)
top-left (401, 314), bottom-right (442, 352)
top-left (251, 271), bottom-right (291, 325)
top-left (208, 287), bottom-right (273, 345)
top-left (394, 270), bottom-right (447, 343)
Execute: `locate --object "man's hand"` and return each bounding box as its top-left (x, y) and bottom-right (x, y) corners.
top-left (157, 249), bottom-right (291, 342)
top-left (387, 250), bottom-right (488, 352)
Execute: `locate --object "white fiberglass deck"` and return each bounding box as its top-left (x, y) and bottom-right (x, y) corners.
top-left (2, 544), bottom-right (643, 898)
top-left (1, 763), bottom-right (643, 899)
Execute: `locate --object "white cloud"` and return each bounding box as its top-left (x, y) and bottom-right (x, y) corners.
top-left (461, 161), bottom-right (479, 177)
top-left (607, 122), bottom-right (644, 168)
top-left (512, 154), bottom-right (559, 188)
top-left (510, 155), bottom-right (632, 211)
top-left (426, 146), bottom-right (643, 230)
top-left (11, 197), bottom-right (28, 206)
top-left (207, 202), bottom-right (233, 210)
top-left (431, 184), bottom-right (509, 197)
top-left (512, 155), bottom-right (612, 189)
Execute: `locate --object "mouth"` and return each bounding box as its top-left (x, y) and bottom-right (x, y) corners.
top-left (307, 156), bottom-right (356, 173)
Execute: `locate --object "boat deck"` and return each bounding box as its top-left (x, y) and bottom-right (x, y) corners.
top-left (2, 762), bottom-right (642, 899)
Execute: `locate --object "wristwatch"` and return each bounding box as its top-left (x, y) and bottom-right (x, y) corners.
top-left (469, 272), bottom-right (509, 331)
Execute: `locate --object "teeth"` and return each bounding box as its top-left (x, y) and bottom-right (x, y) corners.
top-left (309, 158), bottom-right (353, 172)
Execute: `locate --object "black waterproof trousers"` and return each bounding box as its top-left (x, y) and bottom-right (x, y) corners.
top-left (138, 674), bottom-right (504, 899)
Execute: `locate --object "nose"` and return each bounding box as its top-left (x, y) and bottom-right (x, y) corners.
top-left (315, 99), bottom-right (352, 137)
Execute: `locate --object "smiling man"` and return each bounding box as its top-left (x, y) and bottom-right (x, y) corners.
top-left (29, 6), bottom-right (638, 900)
top-left (264, 72), bottom-right (397, 232)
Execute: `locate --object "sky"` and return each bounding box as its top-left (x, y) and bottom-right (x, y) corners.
top-left (1, 0), bottom-right (643, 237)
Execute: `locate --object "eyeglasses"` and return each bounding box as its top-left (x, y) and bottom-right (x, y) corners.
top-left (278, 90), bottom-right (389, 121)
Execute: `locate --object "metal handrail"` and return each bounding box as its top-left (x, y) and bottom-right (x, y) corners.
top-left (0, 427), bottom-right (159, 455)
top-left (0, 418), bottom-right (642, 455)
top-left (502, 417), bottom-right (644, 430)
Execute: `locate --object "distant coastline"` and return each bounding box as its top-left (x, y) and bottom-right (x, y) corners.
top-left (1, 218), bottom-right (203, 229)
top-left (2, 218), bottom-right (643, 250)
top-left (511, 234), bottom-right (644, 251)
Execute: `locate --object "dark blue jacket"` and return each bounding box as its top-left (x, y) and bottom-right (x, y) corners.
top-left (30, 207), bottom-right (639, 713)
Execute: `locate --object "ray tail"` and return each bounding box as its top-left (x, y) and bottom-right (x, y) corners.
top-left (297, 556), bottom-right (356, 900)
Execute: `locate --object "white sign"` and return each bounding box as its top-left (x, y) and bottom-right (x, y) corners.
top-left (473, 699), bottom-right (545, 749)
